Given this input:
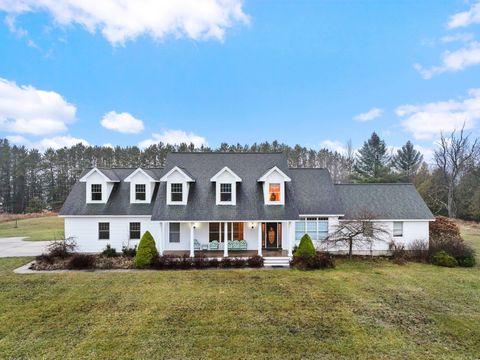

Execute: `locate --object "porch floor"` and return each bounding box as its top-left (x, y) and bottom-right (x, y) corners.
top-left (164, 250), bottom-right (289, 257)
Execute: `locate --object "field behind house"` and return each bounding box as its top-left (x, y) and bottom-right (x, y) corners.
top-left (0, 214), bottom-right (64, 241)
top-left (0, 222), bottom-right (479, 359)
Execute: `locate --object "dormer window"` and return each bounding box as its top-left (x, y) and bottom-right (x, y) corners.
top-left (135, 184), bottom-right (146, 201)
top-left (91, 184), bottom-right (102, 201)
top-left (269, 183), bottom-right (281, 202)
top-left (220, 183), bottom-right (232, 202)
top-left (171, 183), bottom-right (183, 202)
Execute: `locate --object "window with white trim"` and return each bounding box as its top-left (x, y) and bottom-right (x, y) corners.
top-left (393, 222), bottom-right (403, 237)
top-left (91, 184), bottom-right (102, 201)
top-left (98, 222), bottom-right (109, 240)
top-left (171, 183), bottom-right (183, 202)
top-left (268, 183), bottom-right (281, 202)
top-left (129, 222), bottom-right (141, 239)
top-left (135, 184), bottom-right (146, 201)
top-left (169, 223), bottom-right (180, 243)
top-left (220, 183), bottom-right (232, 202)
top-left (295, 218), bottom-right (328, 241)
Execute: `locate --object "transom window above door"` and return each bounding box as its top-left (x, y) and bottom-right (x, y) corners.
top-left (220, 183), bottom-right (232, 202)
top-left (269, 183), bottom-right (281, 202)
top-left (171, 183), bottom-right (183, 202)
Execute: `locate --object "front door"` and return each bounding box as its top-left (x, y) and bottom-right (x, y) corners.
top-left (265, 223), bottom-right (278, 249)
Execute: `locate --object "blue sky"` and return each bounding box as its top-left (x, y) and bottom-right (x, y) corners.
top-left (1, 0), bottom-right (480, 161)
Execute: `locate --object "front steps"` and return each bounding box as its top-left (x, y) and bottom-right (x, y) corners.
top-left (263, 256), bottom-right (291, 268)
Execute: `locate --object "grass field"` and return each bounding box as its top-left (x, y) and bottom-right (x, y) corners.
top-left (0, 215), bottom-right (64, 241)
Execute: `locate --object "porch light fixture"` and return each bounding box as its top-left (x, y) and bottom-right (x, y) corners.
top-left (193, 222), bottom-right (199, 229)
top-left (249, 222), bottom-right (255, 229)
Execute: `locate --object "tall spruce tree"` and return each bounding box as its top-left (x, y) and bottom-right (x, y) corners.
top-left (392, 141), bottom-right (423, 180)
top-left (353, 132), bottom-right (391, 182)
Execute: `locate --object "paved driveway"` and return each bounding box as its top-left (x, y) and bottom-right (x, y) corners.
top-left (0, 237), bottom-right (53, 257)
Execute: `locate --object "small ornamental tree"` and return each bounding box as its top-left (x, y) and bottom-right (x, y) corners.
top-left (134, 231), bottom-right (158, 268)
top-left (294, 234), bottom-right (316, 257)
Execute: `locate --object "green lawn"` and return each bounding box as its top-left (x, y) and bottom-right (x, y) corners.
top-left (0, 216), bottom-right (64, 241)
top-left (1, 256), bottom-right (479, 359)
top-left (459, 221), bottom-right (480, 258)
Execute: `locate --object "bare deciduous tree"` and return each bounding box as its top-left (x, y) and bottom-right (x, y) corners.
top-left (435, 126), bottom-right (479, 218)
top-left (326, 210), bottom-right (390, 259)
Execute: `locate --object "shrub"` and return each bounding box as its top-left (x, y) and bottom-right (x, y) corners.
top-left (134, 231), bottom-right (158, 268)
top-left (101, 244), bottom-right (118, 258)
top-left (36, 253), bottom-right (55, 264)
top-left (67, 254), bottom-right (95, 270)
top-left (208, 258), bottom-right (219, 268)
top-left (408, 239), bottom-right (429, 262)
top-left (290, 252), bottom-right (335, 270)
top-left (294, 234), bottom-right (316, 257)
top-left (430, 216), bottom-right (460, 241)
top-left (456, 256), bottom-right (476, 268)
top-left (47, 237), bottom-right (77, 259)
top-left (429, 232), bottom-right (475, 264)
top-left (231, 257), bottom-right (247, 268)
top-left (219, 257), bottom-right (233, 268)
top-left (193, 255), bottom-right (210, 269)
top-left (122, 245), bottom-right (137, 258)
top-left (431, 251), bottom-right (458, 268)
top-left (247, 255), bottom-right (264, 268)
top-left (389, 241), bottom-right (407, 265)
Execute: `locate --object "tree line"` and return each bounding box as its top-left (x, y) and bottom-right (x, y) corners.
top-left (0, 129), bottom-right (478, 220)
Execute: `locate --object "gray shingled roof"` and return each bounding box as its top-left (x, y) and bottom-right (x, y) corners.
top-left (151, 152), bottom-right (300, 221)
top-left (289, 169), bottom-right (344, 215)
top-left (335, 184), bottom-right (434, 220)
top-left (59, 168), bottom-right (163, 216)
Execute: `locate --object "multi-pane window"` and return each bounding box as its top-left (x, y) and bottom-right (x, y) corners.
top-left (295, 218), bottom-right (328, 241)
top-left (98, 222), bottom-right (109, 240)
top-left (393, 222), bottom-right (403, 237)
top-left (268, 183), bottom-right (281, 202)
top-left (171, 183), bottom-right (183, 202)
top-left (169, 223), bottom-right (180, 243)
top-left (91, 184), bottom-right (102, 201)
top-left (220, 183), bottom-right (232, 202)
top-left (130, 222), bottom-right (141, 239)
top-left (135, 184), bottom-right (146, 201)
top-left (209, 222), bottom-right (244, 242)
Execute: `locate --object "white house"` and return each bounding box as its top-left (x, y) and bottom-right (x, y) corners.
top-left (59, 152), bottom-right (434, 261)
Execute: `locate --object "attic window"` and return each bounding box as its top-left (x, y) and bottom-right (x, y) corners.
top-left (135, 184), bottom-right (146, 201)
top-left (171, 183), bottom-right (183, 202)
top-left (91, 184), bottom-right (102, 201)
top-left (269, 183), bottom-right (281, 202)
top-left (220, 183), bottom-right (232, 202)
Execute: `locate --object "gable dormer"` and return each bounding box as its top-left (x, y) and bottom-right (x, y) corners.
top-left (124, 168), bottom-right (158, 204)
top-left (160, 166), bottom-right (195, 205)
top-left (210, 166), bottom-right (242, 205)
top-left (257, 166), bottom-right (291, 205)
top-left (79, 168), bottom-right (119, 204)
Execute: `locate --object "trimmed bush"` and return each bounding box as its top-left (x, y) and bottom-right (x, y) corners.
top-left (457, 256), bottom-right (476, 268)
top-left (294, 234), bottom-right (316, 257)
top-left (231, 257), bottom-right (247, 268)
top-left (219, 258), bottom-right (233, 268)
top-left (101, 244), bottom-right (118, 258)
top-left (134, 231), bottom-right (158, 268)
top-left (290, 252), bottom-right (335, 270)
top-left (247, 255), bottom-right (264, 268)
top-left (432, 251), bottom-right (458, 268)
top-left (67, 254), bottom-right (95, 270)
top-left (122, 245), bottom-right (137, 258)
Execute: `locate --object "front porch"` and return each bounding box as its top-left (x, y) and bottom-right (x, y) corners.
top-left (158, 221), bottom-right (295, 258)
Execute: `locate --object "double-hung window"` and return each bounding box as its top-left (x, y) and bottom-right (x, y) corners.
top-left (169, 223), bottom-right (180, 243)
top-left (98, 222), bottom-right (109, 240)
top-left (295, 218), bottom-right (329, 241)
top-left (268, 183), bottom-right (281, 202)
top-left (393, 222), bottom-right (403, 237)
top-left (129, 222), bottom-right (141, 239)
top-left (135, 184), bottom-right (146, 201)
top-left (91, 184), bottom-right (102, 201)
top-left (220, 183), bottom-right (232, 202)
top-left (171, 183), bottom-right (183, 202)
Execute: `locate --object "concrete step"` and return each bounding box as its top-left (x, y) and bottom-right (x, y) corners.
top-left (263, 257), bottom-right (291, 267)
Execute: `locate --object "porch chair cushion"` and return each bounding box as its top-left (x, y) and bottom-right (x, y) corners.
top-left (210, 240), bottom-right (219, 250)
top-left (238, 240), bottom-right (247, 250)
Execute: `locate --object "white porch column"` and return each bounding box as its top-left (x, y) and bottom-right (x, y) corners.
top-left (190, 223), bottom-right (195, 258)
top-left (257, 222), bottom-right (262, 256)
top-left (224, 222), bottom-right (229, 257)
top-left (288, 221), bottom-right (294, 257)
top-left (159, 222), bottom-right (164, 256)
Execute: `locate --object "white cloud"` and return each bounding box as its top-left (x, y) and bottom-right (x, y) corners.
top-left (102, 143), bottom-right (114, 148)
top-left (0, 0), bottom-right (250, 46)
top-left (448, 2), bottom-right (480, 29)
top-left (100, 111), bottom-right (144, 134)
top-left (139, 129), bottom-right (207, 148)
top-left (319, 140), bottom-right (348, 154)
top-left (440, 32), bottom-right (474, 43)
top-left (36, 136), bottom-right (89, 151)
top-left (6, 135), bottom-right (29, 145)
top-left (0, 77), bottom-right (76, 135)
top-left (414, 41), bottom-right (480, 79)
top-left (396, 88), bottom-right (480, 140)
top-left (354, 107), bottom-right (383, 122)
